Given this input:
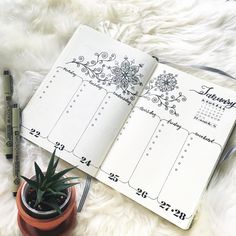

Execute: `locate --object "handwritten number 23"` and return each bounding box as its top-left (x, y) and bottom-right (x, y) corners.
top-left (54, 142), bottom-right (65, 151)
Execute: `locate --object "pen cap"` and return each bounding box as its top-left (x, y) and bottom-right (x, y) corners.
top-left (12, 104), bottom-right (21, 128)
top-left (3, 70), bottom-right (13, 96)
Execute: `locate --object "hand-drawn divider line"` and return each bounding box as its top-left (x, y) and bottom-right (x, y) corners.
top-left (22, 66), bottom-right (83, 139)
top-left (155, 134), bottom-right (222, 219)
top-left (23, 65), bottom-right (110, 146)
top-left (71, 93), bottom-right (108, 154)
top-left (39, 65), bottom-right (136, 168)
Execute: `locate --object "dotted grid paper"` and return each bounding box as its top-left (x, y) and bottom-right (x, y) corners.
top-left (96, 63), bottom-right (236, 229)
top-left (21, 25), bottom-right (236, 230)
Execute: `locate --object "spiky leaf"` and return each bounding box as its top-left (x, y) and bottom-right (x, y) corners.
top-left (35, 189), bottom-right (45, 207)
top-left (21, 176), bottom-right (38, 189)
top-left (45, 176), bottom-right (79, 189)
top-left (46, 188), bottom-right (67, 197)
top-left (50, 166), bottom-right (77, 182)
top-left (53, 182), bottom-right (79, 192)
top-left (44, 149), bottom-right (56, 179)
top-left (42, 200), bottom-right (62, 214)
top-left (34, 162), bottom-right (44, 184)
top-left (21, 149), bottom-right (79, 214)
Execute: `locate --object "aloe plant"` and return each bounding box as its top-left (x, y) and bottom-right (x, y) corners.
top-left (21, 149), bottom-right (78, 214)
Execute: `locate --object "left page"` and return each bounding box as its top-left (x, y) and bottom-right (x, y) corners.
top-left (21, 25), bottom-right (157, 176)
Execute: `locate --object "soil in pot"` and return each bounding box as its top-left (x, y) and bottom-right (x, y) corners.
top-left (22, 184), bottom-right (70, 219)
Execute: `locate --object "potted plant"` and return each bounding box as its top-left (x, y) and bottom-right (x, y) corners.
top-left (16, 149), bottom-right (79, 236)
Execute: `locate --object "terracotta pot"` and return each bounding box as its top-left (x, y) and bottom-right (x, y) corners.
top-left (16, 182), bottom-right (77, 236)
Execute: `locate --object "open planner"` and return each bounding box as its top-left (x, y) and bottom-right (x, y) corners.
top-left (21, 25), bottom-right (236, 229)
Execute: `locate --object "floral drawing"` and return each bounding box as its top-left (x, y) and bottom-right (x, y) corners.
top-left (142, 71), bottom-right (186, 116)
top-left (66, 52), bottom-right (116, 81)
top-left (66, 52), bottom-right (144, 101)
top-left (107, 56), bottom-right (143, 96)
top-left (155, 71), bottom-right (178, 92)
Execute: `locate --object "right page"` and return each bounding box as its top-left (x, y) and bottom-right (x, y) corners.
top-left (96, 63), bottom-right (236, 229)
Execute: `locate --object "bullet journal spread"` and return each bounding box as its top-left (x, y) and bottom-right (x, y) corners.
top-left (21, 25), bottom-right (236, 229)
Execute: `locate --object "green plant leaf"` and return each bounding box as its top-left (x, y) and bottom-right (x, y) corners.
top-left (53, 182), bottom-right (79, 192)
top-left (35, 189), bottom-right (45, 207)
top-left (46, 188), bottom-right (67, 197)
top-left (42, 200), bottom-right (62, 214)
top-left (34, 162), bottom-right (44, 184)
top-left (21, 176), bottom-right (38, 189)
top-left (50, 166), bottom-right (77, 183)
top-left (52, 156), bottom-right (59, 175)
top-left (44, 149), bottom-right (56, 180)
top-left (21, 148), bottom-right (79, 211)
top-left (45, 176), bottom-right (79, 189)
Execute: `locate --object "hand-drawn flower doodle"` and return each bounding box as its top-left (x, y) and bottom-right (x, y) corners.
top-left (142, 71), bottom-right (186, 116)
top-left (108, 56), bottom-right (143, 94)
top-left (155, 71), bottom-right (178, 92)
top-left (66, 53), bottom-right (144, 100)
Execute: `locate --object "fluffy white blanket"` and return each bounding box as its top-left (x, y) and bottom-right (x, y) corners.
top-left (0, 0), bottom-right (236, 235)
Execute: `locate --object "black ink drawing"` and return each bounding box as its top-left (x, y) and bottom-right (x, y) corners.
top-left (66, 52), bottom-right (116, 80)
top-left (142, 71), bottom-right (187, 116)
top-left (66, 52), bottom-right (144, 102)
top-left (107, 56), bottom-right (143, 98)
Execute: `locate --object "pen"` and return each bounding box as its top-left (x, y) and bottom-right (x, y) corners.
top-left (3, 70), bottom-right (13, 159)
top-left (12, 104), bottom-right (21, 196)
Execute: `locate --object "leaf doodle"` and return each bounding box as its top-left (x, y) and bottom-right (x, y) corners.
top-left (142, 71), bottom-right (187, 116)
top-left (66, 52), bottom-right (144, 102)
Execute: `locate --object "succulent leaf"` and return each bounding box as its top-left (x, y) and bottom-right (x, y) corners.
top-left (21, 176), bottom-right (38, 189)
top-left (53, 182), bottom-right (79, 192)
top-left (46, 188), bottom-right (67, 197)
top-left (45, 176), bottom-right (79, 189)
top-left (35, 189), bottom-right (45, 207)
top-left (34, 162), bottom-right (44, 184)
top-left (21, 149), bottom-right (79, 215)
top-left (50, 166), bottom-right (77, 182)
top-left (42, 200), bottom-right (62, 214)
top-left (45, 149), bottom-right (56, 179)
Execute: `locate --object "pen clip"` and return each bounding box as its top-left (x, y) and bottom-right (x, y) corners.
top-left (10, 75), bottom-right (13, 95)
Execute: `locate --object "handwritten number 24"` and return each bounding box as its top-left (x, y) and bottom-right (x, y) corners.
top-left (80, 157), bottom-right (91, 166)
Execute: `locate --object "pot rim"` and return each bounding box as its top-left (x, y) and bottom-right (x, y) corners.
top-left (21, 175), bottom-right (72, 217)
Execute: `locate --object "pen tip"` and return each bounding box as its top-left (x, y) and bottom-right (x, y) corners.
top-left (3, 69), bottom-right (10, 75)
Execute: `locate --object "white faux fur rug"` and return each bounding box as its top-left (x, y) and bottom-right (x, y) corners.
top-left (0, 0), bottom-right (236, 235)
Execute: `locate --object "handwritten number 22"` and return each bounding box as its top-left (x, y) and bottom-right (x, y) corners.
top-left (29, 128), bottom-right (40, 137)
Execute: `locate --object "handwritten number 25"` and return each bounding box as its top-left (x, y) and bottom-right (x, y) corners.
top-left (108, 173), bottom-right (119, 182)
